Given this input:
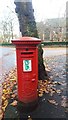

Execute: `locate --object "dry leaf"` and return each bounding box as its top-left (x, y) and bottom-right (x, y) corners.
top-left (46, 67), bottom-right (51, 72)
top-left (2, 100), bottom-right (8, 112)
top-left (3, 100), bottom-right (8, 106)
top-left (10, 100), bottom-right (18, 106)
top-left (39, 93), bottom-right (43, 97)
top-left (50, 91), bottom-right (55, 96)
top-left (57, 82), bottom-right (61, 85)
top-left (0, 113), bottom-right (3, 120)
top-left (53, 81), bottom-right (58, 84)
top-left (3, 85), bottom-right (7, 89)
top-left (3, 89), bottom-right (7, 94)
top-left (2, 95), bottom-right (6, 101)
top-left (56, 90), bottom-right (61, 94)
top-left (2, 106), bottom-right (6, 112)
top-left (55, 73), bottom-right (59, 77)
top-left (6, 94), bottom-right (10, 99)
top-left (0, 109), bottom-right (3, 114)
top-left (61, 101), bottom-right (67, 108)
top-left (48, 99), bottom-right (58, 106)
top-left (52, 87), bottom-right (56, 92)
top-left (11, 94), bottom-right (16, 98)
top-left (0, 109), bottom-right (3, 119)
top-left (61, 96), bottom-right (67, 108)
top-left (44, 89), bottom-right (49, 94)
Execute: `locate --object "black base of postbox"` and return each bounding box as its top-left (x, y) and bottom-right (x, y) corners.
top-left (17, 99), bottom-right (38, 113)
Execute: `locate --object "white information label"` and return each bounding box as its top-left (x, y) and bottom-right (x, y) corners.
top-left (23, 60), bottom-right (32, 72)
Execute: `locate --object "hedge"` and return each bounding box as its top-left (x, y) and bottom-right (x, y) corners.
top-left (41, 41), bottom-right (68, 46)
top-left (0, 41), bottom-right (68, 47)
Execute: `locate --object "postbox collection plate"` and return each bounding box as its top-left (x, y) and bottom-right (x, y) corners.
top-left (23, 60), bottom-right (32, 72)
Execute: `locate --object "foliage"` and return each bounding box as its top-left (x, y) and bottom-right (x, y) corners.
top-left (37, 18), bottom-right (66, 41)
top-left (0, 12), bottom-right (19, 43)
top-left (0, 18), bottom-right (13, 42)
top-left (41, 41), bottom-right (67, 46)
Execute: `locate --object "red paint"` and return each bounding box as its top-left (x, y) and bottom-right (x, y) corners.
top-left (12, 37), bottom-right (41, 103)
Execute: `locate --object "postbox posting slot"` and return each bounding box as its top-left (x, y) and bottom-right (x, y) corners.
top-left (21, 52), bottom-right (33, 55)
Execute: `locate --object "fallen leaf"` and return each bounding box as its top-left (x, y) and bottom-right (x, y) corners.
top-left (55, 73), bottom-right (59, 77)
top-left (10, 100), bottom-right (18, 106)
top-left (0, 109), bottom-right (3, 114)
top-left (0, 113), bottom-right (3, 120)
top-left (61, 101), bottom-right (67, 108)
top-left (3, 85), bottom-right (7, 89)
top-left (6, 94), bottom-right (10, 99)
top-left (2, 106), bottom-right (6, 112)
top-left (51, 87), bottom-right (56, 92)
top-left (50, 91), bottom-right (55, 96)
top-left (53, 81), bottom-right (58, 84)
top-left (11, 94), bottom-right (16, 98)
top-left (56, 90), bottom-right (61, 94)
top-left (48, 99), bottom-right (58, 106)
top-left (44, 89), bottom-right (49, 94)
top-left (57, 82), bottom-right (61, 85)
top-left (46, 67), bottom-right (51, 72)
top-left (39, 93), bottom-right (43, 97)
top-left (3, 99), bottom-right (8, 106)
top-left (61, 96), bottom-right (67, 108)
top-left (2, 94), bottom-right (6, 101)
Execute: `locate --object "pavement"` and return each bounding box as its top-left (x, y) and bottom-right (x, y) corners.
top-left (3, 53), bottom-right (68, 120)
top-left (0, 46), bottom-right (16, 84)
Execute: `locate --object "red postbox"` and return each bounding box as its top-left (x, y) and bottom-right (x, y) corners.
top-left (12, 37), bottom-right (41, 104)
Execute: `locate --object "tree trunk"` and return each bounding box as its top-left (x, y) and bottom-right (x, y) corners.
top-left (14, 0), bottom-right (48, 80)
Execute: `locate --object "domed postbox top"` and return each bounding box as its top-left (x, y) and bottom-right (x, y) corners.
top-left (12, 36), bottom-right (41, 46)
